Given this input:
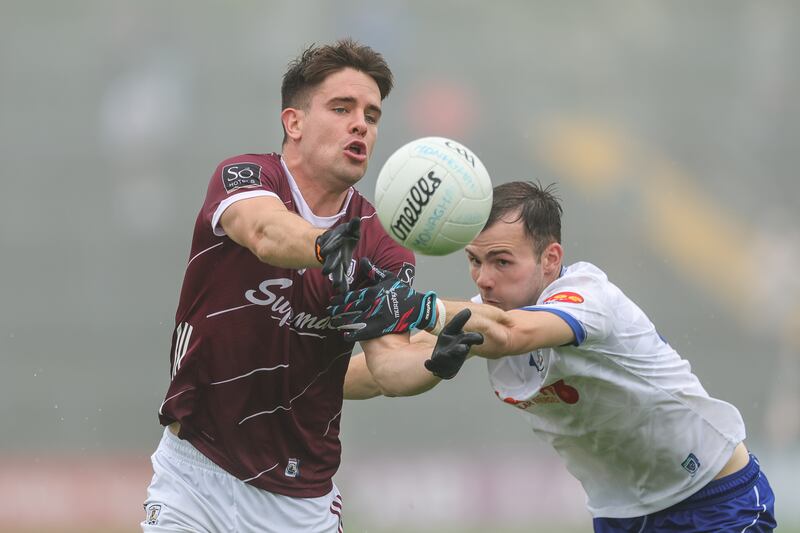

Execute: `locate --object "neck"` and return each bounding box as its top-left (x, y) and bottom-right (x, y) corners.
top-left (282, 149), bottom-right (350, 217)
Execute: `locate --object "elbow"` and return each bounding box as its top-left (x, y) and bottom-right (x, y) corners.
top-left (372, 376), bottom-right (414, 398)
top-left (375, 381), bottom-right (402, 398)
top-left (251, 241), bottom-right (276, 264)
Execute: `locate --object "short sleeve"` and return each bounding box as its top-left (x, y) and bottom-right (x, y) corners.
top-left (521, 272), bottom-right (612, 346)
top-left (202, 156), bottom-right (282, 236)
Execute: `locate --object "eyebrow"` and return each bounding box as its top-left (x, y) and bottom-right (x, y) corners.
top-left (466, 249), bottom-right (513, 259)
top-left (328, 96), bottom-right (382, 118)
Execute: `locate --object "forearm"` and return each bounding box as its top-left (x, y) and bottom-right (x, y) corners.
top-left (361, 334), bottom-right (441, 397)
top-left (220, 197), bottom-right (324, 268)
top-left (343, 353), bottom-right (382, 400)
top-left (437, 300), bottom-right (509, 357)
top-left (439, 300), bottom-right (574, 357)
top-left (242, 210), bottom-right (323, 268)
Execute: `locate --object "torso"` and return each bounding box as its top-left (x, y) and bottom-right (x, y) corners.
top-left (482, 261), bottom-right (747, 518)
top-left (158, 153), bottom-right (414, 498)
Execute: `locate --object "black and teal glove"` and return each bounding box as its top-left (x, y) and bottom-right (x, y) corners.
top-left (328, 258), bottom-right (437, 341)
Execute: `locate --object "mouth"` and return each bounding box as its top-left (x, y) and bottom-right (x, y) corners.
top-left (344, 140), bottom-right (368, 162)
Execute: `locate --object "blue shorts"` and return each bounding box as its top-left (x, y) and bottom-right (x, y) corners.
top-left (593, 454), bottom-right (776, 532)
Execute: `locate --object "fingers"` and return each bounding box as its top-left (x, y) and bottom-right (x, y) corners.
top-left (329, 311), bottom-right (365, 328)
top-left (462, 332), bottom-right (484, 346)
top-left (330, 266), bottom-right (347, 294)
top-left (442, 308), bottom-right (472, 335)
top-left (334, 322), bottom-right (366, 332)
top-left (344, 217), bottom-right (361, 236)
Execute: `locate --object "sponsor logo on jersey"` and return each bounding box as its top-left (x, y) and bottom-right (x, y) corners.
top-left (496, 379), bottom-right (579, 409)
top-left (144, 503), bottom-right (162, 525)
top-left (543, 291), bottom-right (585, 304)
top-left (398, 262), bottom-right (416, 285)
top-left (221, 163), bottom-right (262, 193)
top-left (244, 278), bottom-right (334, 332)
top-left (681, 453), bottom-right (700, 476)
top-left (285, 458), bottom-right (301, 478)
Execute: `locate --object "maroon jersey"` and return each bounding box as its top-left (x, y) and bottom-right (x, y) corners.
top-left (158, 153), bottom-right (414, 497)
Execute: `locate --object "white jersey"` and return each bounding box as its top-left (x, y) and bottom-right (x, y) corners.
top-left (481, 261), bottom-right (745, 518)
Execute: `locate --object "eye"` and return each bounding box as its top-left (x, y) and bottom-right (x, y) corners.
top-left (467, 256), bottom-right (480, 266)
top-left (333, 107), bottom-right (347, 114)
top-left (365, 113), bottom-right (379, 125)
top-left (497, 259), bottom-right (511, 267)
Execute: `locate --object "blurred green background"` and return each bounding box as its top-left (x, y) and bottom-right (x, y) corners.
top-left (2, 1), bottom-right (799, 531)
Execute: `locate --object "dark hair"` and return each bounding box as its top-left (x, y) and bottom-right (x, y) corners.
top-left (484, 181), bottom-right (563, 255)
top-left (281, 39), bottom-right (393, 141)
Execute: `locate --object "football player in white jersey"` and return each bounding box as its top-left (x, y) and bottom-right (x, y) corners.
top-left (330, 181), bottom-right (777, 532)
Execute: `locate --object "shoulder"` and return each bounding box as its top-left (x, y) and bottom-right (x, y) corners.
top-left (213, 153), bottom-right (284, 178)
top-left (544, 262), bottom-right (609, 298)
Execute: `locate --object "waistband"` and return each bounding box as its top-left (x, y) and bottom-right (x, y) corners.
top-left (158, 426), bottom-right (225, 473)
top-left (670, 453), bottom-right (761, 511)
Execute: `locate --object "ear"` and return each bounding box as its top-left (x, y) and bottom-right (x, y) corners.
top-left (541, 242), bottom-right (563, 276)
top-left (281, 108), bottom-right (303, 142)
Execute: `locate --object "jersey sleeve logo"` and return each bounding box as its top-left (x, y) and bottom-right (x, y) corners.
top-left (221, 163), bottom-right (262, 193)
top-left (543, 291), bottom-right (585, 304)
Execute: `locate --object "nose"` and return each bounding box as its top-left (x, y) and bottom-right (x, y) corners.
top-left (474, 266), bottom-right (494, 291)
top-left (350, 114), bottom-right (368, 136)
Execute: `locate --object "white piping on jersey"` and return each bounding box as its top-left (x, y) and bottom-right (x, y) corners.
top-left (241, 462), bottom-right (280, 483)
top-left (209, 364), bottom-right (290, 385)
top-left (324, 408), bottom-right (343, 437)
top-left (287, 326), bottom-right (325, 338)
top-left (742, 484), bottom-right (766, 532)
top-left (187, 242), bottom-right (224, 267)
top-left (211, 190), bottom-right (279, 236)
top-left (158, 387), bottom-right (194, 416)
top-left (239, 404), bottom-right (292, 423)
top-left (172, 323), bottom-right (193, 379)
top-left (206, 303), bottom-right (257, 318)
top-left (238, 350), bottom-right (350, 425)
top-left (359, 211), bottom-right (377, 221)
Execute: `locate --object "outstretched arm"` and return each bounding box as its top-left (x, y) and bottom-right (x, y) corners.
top-left (438, 301), bottom-right (575, 358)
top-left (329, 263), bottom-right (574, 357)
top-left (221, 196), bottom-right (360, 292)
top-left (344, 310), bottom-right (483, 399)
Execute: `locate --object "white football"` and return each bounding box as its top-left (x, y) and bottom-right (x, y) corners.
top-left (374, 137), bottom-right (493, 255)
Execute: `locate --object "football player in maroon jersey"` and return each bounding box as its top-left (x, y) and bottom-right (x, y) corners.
top-left (142, 39), bottom-right (469, 532)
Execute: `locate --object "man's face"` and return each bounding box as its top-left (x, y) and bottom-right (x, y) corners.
top-left (295, 68), bottom-right (382, 188)
top-left (465, 219), bottom-right (549, 311)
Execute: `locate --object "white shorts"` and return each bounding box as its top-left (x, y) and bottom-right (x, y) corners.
top-left (142, 427), bottom-right (343, 532)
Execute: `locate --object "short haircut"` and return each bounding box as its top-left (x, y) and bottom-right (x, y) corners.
top-left (281, 38), bottom-right (394, 142)
top-left (484, 181), bottom-right (563, 256)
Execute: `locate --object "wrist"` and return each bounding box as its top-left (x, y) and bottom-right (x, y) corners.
top-left (314, 231), bottom-right (325, 264)
top-left (426, 298), bottom-right (447, 335)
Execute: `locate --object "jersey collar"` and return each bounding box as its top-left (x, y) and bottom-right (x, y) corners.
top-left (280, 156), bottom-right (354, 229)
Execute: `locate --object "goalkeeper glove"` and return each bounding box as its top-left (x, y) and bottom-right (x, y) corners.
top-left (424, 309), bottom-right (484, 379)
top-left (328, 258), bottom-right (438, 341)
top-left (315, 218), bottom-right (360, 293)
